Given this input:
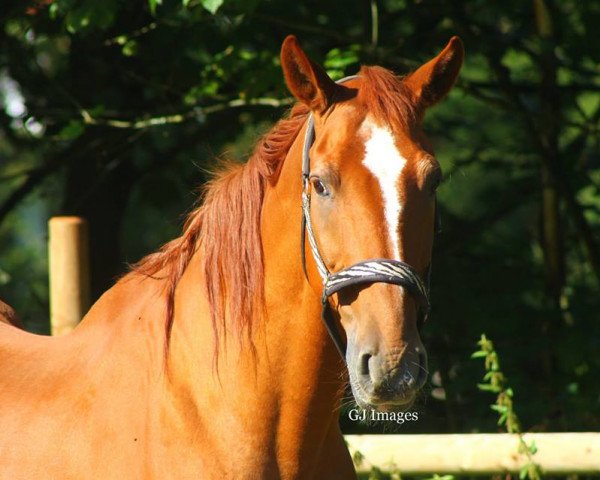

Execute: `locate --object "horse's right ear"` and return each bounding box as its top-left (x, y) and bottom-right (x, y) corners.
top-left (280, 35), bottom-right (338, 113)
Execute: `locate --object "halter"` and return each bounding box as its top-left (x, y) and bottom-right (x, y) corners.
top-left (300, 76), bottom-right (439, 360)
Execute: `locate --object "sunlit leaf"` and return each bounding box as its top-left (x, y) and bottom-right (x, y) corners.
top-left (148, 0), bottom-right (162, 15)
top-left (201, 0), bottom-right (224, 14)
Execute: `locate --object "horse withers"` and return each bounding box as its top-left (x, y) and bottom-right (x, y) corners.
top-left (0, 36), bottom-right (463, 479)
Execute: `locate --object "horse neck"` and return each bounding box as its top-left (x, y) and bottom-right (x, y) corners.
top-left (260, 118), bottom-right (347, 414)
top-left (163, 120), bottom-right (346, 469)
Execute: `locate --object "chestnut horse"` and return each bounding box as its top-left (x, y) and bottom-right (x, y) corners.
top-left (0, 36), bottom-right (463, 479)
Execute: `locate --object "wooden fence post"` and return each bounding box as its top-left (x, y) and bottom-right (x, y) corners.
top-left (48, 216), bottom-right (90, 335)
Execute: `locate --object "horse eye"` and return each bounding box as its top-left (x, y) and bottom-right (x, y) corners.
top-left (311, 177), bottom-right (330, 197)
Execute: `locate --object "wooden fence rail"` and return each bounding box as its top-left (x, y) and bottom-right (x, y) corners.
top-left (345, 433), bottom-right (600, 475)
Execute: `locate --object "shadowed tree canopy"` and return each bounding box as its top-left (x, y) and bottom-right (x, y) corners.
top-left (0, 0), bottom-right (598, 434)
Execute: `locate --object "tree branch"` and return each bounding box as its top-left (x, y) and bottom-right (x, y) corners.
top-left (80, 97), bottom-right (293, 129)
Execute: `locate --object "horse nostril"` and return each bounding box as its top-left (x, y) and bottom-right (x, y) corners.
top-left (360, 352), bottom-right (372, 377)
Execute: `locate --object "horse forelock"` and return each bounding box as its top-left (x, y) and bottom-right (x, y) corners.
top-left (357, 65), bottom-right (418, 130)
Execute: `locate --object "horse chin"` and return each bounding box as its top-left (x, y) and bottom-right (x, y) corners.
top-left (350, 382), bottom-right (417, 413)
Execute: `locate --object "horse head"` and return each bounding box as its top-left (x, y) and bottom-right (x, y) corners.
top-left (280, 35), bottom-right (463, 412)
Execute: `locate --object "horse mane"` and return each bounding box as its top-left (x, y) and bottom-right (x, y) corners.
top-left (133, 66), bottom-right (416, 350)
top-left (133, 103), bottom-right (310, 347)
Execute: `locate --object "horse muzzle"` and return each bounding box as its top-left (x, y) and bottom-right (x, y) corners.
top-left (347, 340), bottom-right (428, 412)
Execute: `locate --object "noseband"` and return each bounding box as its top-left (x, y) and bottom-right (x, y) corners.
top-left (300, 77), bottom-right (439, 360)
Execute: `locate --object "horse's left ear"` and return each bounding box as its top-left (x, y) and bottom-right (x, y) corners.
top-left (404, 36), bottom-right (464, 110)
top-left (280, 35), bottom-right (339, 113)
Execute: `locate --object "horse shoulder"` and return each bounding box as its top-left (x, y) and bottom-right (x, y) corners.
top-left (0, 273), bottom-right (169, 478)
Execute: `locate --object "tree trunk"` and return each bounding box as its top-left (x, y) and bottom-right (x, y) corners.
top-left (535, 0), bottom-right (565, 311)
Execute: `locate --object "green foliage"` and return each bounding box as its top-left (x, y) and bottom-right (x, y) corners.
top-left (324, 45), bottom-right (361, 80)
top-left (51, 0), bottom-right (119, 33)
top-left (58, 120), bottom-right (84, 140)
top-left (473, 335), bottom-right (542, 480)
top-left (148, 0), bottom-right (162, 16)
top-left (199, 0), bottom-right (224, 15)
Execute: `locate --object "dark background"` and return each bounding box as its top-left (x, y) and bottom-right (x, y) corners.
top-left (0, 0), bottom-right (598, 436)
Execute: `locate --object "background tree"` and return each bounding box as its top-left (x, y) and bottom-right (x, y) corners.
top-left (0, 0), bottom-right (598, 434)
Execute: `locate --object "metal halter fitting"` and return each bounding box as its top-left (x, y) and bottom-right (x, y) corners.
top-left (300, 76), bottom-right (435, 360)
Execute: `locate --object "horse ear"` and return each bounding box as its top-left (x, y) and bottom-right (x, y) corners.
top-left (404, 36), bottom-right (464, 110)
top-left (280, 35), bottom-right (338, 113)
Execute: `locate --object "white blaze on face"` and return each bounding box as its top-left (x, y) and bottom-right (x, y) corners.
top-left (361, 120), bottom-right (407, 260)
